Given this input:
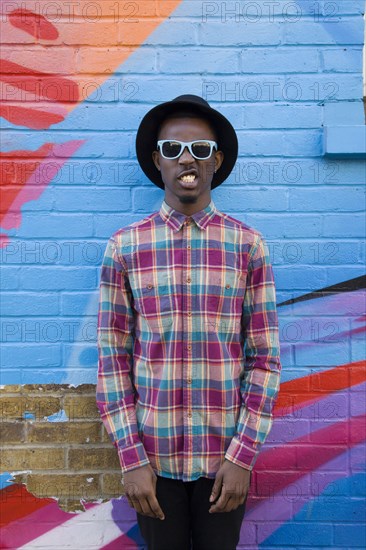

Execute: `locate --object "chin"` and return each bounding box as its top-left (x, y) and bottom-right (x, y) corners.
top-left (178, 195), bottom-right (198, 204)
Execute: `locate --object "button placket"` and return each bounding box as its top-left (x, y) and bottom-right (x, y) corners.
top-left (182, 217), bottom-right (193, 476)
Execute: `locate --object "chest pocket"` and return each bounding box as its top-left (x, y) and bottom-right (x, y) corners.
top-left (205, 269), bottom-right (246, 332)
top-left (131, 269), bottom-right (173, 319)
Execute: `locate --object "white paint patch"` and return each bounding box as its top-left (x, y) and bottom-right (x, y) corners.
top-left (17, 500), bottom-right (124, 549)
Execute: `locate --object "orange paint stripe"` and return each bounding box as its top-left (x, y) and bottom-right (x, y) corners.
top-left (274, 360), bottom-right (366, 416)
top-left (2, 0), bottom-right (184, 124)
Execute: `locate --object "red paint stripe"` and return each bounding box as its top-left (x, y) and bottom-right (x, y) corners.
top-left (0, 502), bottom-right (98, 548)
top-left (0, 60), bottom-right (79, 103)
top-left (0, 103), bottom-right (65, 129)
top-left (274, 360), bottom-right (366, 417)
top-left (249, 414), bottom-right (366, 508)
top-left (9, 9), bottom-right (59, 40)
top-left (0, 143), bottom-right (53, 222)
top-left (0, 500), bottom-right (72, 548)
top-left (0, 485), bottom-right (53, 528)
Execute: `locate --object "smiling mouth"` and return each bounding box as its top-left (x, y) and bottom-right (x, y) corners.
top-left (178, 173), bottom-right (198, 189)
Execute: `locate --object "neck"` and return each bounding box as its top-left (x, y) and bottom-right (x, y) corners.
top-left (164, 195), bottom-right (211, 216)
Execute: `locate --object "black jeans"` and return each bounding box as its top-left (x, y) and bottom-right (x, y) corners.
top-left (137, 475), bottom-right (247, 550)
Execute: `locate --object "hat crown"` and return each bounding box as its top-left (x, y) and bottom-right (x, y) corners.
top-left (171, 95), bottom-right (210, 109)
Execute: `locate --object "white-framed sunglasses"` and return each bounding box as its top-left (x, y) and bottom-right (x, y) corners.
top-left (157, 140), bottom-right (218, 160)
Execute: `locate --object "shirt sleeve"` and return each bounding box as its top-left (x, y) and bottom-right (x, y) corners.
top-left (225, 234), bottom-right (281, 470)
top-left (96, 236), bottom-right (150, 473)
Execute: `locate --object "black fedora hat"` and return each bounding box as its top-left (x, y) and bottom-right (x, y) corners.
top-left (135, 94), bottom-right (238, 190)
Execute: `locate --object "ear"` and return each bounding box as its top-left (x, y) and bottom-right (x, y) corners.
top-left (214, 150), bottom-right (224, 172)
top-left (152, 150), bottom-right (161, 171)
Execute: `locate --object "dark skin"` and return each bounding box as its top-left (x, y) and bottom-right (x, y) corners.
top-left (152, 116), bottom-right (223, 215)
top-left (123, 116), bottom-right (251, 519)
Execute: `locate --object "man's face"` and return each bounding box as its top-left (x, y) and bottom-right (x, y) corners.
top-left (152, 116), bottom-right (224, 213)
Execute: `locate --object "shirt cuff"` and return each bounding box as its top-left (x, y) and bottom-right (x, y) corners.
top-left (225, 435), bottom-right (260, 471)
top-left (117, 442), bottom-right (150, 473)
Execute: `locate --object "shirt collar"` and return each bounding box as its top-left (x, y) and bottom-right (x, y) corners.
top-left (159, 199), bottom-right (217, 232)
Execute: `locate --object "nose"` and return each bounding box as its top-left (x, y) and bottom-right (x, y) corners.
top-left (178, 146), bottom-right (194, 163)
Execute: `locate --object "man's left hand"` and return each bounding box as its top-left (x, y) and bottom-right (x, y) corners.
top-left (209, 460), bottom-right (251, 513)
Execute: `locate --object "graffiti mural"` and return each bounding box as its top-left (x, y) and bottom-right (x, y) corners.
top-left (1, 0), bottom-right (365, 548)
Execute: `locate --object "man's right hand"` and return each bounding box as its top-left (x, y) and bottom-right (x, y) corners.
top-left (123, 464), bottom-right (165, 520)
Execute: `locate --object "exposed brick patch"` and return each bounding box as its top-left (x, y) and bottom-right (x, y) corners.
top-left (0, 384), bottom-right (123, 512)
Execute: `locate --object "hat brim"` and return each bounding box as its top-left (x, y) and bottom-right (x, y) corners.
top-left (135, 97), bottom-right (238, 190)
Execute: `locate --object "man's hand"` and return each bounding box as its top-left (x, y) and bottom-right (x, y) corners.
top-left (209, 460), bottom-right (251, 513)
top-left (123, 464), bottom-right (165, 520)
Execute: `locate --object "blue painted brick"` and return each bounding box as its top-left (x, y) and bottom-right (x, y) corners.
top-left (324, 125), bottom-right (366, 157)
top-left (241, 48), bottom-right (320, 73)
top-left (261, 522), bottom-right (334, 546)
top-left (324, 102), bottom-right (365, 125)
top-left (237, 131), bottom-right (286, 156)
top-left (92, 161), bottom-right (143, 187)
top-left (118, 77), bottom-right (206, 102)
top-left (202, 76), bottom-right (286, 102)
top-left (0, 267), bottom-right (19, 290)
top-left (215, 187), bottom-right (289, 212)
top-left (227, 159), bottom-right (351, 186)
top-left (334, 523), bottom-right (366, 547)
top-left (93, 214), bottom-right (143, 238)
top-left (0, 293), bottom-right (59, 316)
top-left (61, 292), bottom-right (98, 316)
top-left (275, 266), bottom-right (327, 290)
top-left (323, 214), bottom-right (366, 237)
top-left (19, 267), bottom-right (97, 290)
top-left (322, 47), bottom-right (363, 72)
top-left (333, 1), bottom-right (365, 15)
top-left (1, 345), bottom-right (61, 367)
top-left (159, 48), bottom-right (240, 74)
top-left (282, 75), bottom-right (363, 101)
top-left (132, 187), bottom-right (165, 213)
top-left (199, 21), bottom-right (282, 46)
top-left (18, 214), bottom-right (93, 238)
top-left (243, 214), bottom-right (323, 239)
top-left (284, 130), bottom-right (323, 156)
top-left (289, 187), bottom-right (365, 212)
top-left (244, 104), bottom-right (322, 129)
top-left (76, 104), bottom-right (149, 131)
top-left (53, 188), bottom-right (131, 212)
top-left (285, 18), bottom-right (364, 45)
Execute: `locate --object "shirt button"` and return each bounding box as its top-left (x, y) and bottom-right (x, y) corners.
top-left (187, 412), bottom-right (192, 418)
top-left (187, 245), bottom-right (191, 249)
top-left (226, 284), bottom-right (231, 289)
top-left (186, 277), bottom-right (191, 283)
top-left (188, 311), bottom-right (192, 316)
top-left (187, 378), bottom-right (192, 384)
top-left (187, 345), bottom-right (192, 351)
top-left (147, 283), bottom-right (153, 289)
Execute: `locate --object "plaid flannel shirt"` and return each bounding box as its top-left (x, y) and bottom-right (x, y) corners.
top-left (97, 199), bottom-right (281, 481)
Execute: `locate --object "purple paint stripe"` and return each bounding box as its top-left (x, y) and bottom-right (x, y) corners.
top-left (265, 381), bottom-right (366, 448)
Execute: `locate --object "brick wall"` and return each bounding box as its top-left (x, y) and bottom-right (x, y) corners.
top-left (0, 384), bottom-right (122, 512)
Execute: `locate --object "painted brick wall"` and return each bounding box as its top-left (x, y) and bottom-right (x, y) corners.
top-left (0, 1), bottom-right (365, 548)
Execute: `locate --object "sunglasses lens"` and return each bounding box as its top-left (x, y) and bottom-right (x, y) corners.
top-left (191, 141), bottom-right (212, 159)
top-left (161, 141), bottom-right (182, 158)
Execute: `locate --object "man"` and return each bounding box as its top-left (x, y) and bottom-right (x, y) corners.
top-left (97, 95), bottom-right (281, 550)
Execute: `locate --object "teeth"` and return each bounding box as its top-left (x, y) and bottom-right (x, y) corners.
top-left (180, 174), bottom-right (196, 183)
